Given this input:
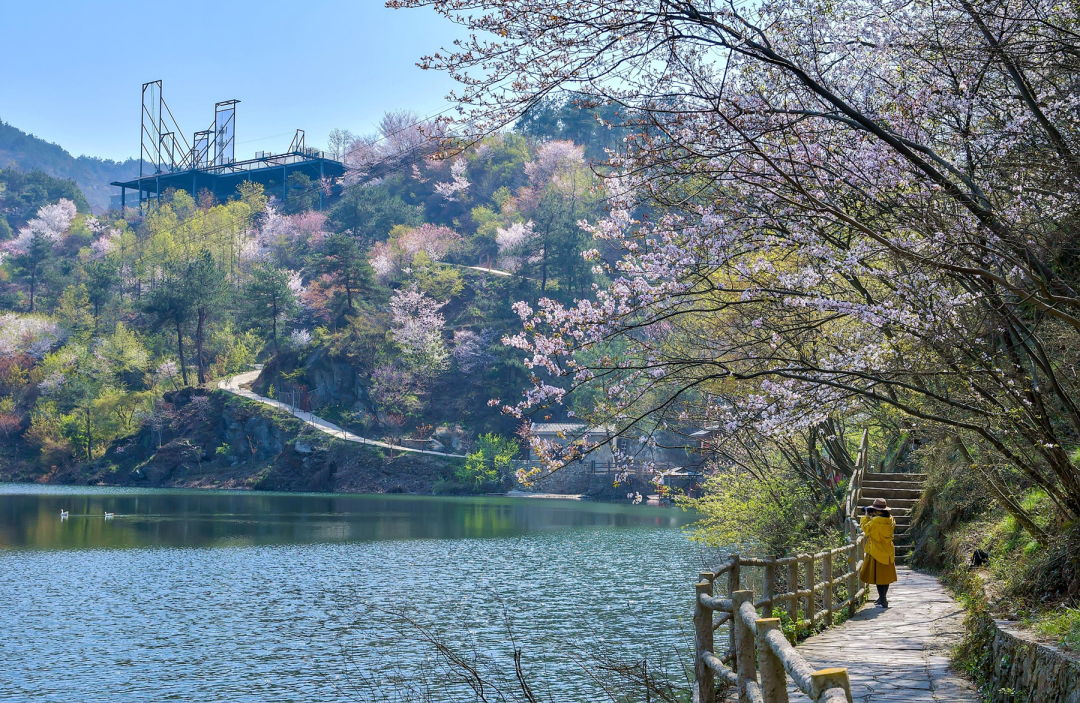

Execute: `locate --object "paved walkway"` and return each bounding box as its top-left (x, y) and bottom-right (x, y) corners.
top-left (217, 370), bottom-right (466, 458)
top-left (788, 567), bottom-right (978, 702)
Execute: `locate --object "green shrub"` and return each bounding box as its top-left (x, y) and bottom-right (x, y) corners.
top-left (457, 434), bottom-right (519, 491)
top-left (432, 477), bottom-right (463, 495)
top-left (679, 472), bottom-right (842, 556)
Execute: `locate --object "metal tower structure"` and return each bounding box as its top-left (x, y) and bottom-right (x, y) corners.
top-left (115, 81), bottom-right (344, 211)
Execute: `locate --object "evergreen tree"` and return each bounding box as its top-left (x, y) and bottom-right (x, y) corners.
top-left (316, 233), bottom-right (374, 315)
top-left (328, 185), bottom-right (421, 244)
top-left (82, 259), bottom-right (119, 333)
top-left (11, 234), bottom-right (56, 312)
top-left (244, 263), bottom-right (298, 353)
top-left (184, 251), bottom-right (228, 385)
top-left (145, 267), bottom-right (194, 386)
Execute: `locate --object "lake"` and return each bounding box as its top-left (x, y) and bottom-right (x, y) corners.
top-left (0, 484), bottom-right (714, 702)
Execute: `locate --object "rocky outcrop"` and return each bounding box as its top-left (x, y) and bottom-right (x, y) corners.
top-left (58, 388), bottom-right (460, 495)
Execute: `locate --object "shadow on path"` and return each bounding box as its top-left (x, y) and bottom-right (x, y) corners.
top-left (785, 567), bottom-right (979, 702)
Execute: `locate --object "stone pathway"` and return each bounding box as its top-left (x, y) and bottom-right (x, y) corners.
top-left (217, 370), bottom-right (466, 458)
top-left (788, 567), bottom-right (979, 702)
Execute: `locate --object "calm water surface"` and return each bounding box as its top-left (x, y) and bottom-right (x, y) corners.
top-left (0, 484), bottom-right (711, 702)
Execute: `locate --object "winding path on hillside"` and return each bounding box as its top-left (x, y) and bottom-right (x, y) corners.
top-left (217, 370), bottom-right (466, 458)
top-left (786, 567), bottom-right (978, 702)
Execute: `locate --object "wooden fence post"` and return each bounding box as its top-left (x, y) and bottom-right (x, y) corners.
top-left (787, 560), bottom-right (799, 625)
top-left (803, 554), bottom-right (815, 628)
top-left (847, 543), bottom-right (858, 617)
top-left (731, 590), bottom-right (756, 703)
top-left (756, 618), bottom-right (789, 703)
top-left (810, 667), bottom-right (852, 703)
top-left (729, 554), bottom-right (741, 657)
top-left (763, 560), bottom-right (776, 618)
top-left (694, 574), bottom-right (716, 703)
top-left (823, 552), bottom-right (834, 626)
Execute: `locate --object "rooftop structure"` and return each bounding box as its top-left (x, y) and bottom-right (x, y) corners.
top-left (111, 80), bottom-right (345, 210)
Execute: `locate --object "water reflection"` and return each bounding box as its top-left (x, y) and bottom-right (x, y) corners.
top-left (0, 484), bottom-right (690, 550)
top-left (0, 484), bottom-right (709, 702)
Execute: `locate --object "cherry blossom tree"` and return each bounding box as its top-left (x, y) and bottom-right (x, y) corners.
top-left (390, 285), bottom-right (450, 374)
top-left (8, 199), bottom-right (77, 253)
top-left (90, 228), bottom-right (122, 259)
top-left (369, 224), bottom-right (462, 282)
top-left (394, 0), bottom-right (1080, 524)
top-left (522, 141), bottom-right (584, 195)
top-left (433, 157), bottom-right (471, 201)
top-left (452, 328), bottom-right (498, 373)
top-left (494, 221), bottom-right (537, 273)
top-left (5, 199), bottom-right (78, 311)
top-left (340, 110), bottom-right (447, 186)
top-left (0, 314), bottom-right (67, 359)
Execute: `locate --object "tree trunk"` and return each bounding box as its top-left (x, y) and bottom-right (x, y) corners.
top-left (196, 310), bottom-right (206, 385)
top-left (28, 269), bottom-right (36, 313)
top-left (271, 298), bottom-right (279, 353)
top-left (541, 245), bottom-right (548, 292)
top-left (85, 406), bottom-right (92, 461)
top-left (176, 319), bottom-right (188, 386)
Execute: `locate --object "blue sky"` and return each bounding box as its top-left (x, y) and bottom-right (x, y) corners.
top-left (0, 1), bottom-right (463, 161)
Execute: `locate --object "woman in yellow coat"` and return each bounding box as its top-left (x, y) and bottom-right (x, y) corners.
top-left (858, 497), bottom-right (898, 607)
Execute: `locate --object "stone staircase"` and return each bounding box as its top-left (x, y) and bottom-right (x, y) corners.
top-left (857, 472), bottom-right (926, 560)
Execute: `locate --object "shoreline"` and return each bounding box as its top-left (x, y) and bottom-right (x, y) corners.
top-left (0, 480), bottom-right (651, 504)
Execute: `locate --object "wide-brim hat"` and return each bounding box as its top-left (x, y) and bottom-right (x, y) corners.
top-left (871, 498), bottom-right (889, 511)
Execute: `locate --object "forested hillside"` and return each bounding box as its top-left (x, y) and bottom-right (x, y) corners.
top-left (0, 120), bottom-right (139, 211)
top-left (0, 97), bottom-right (618, 491)
top-left (0, 168), bottom-right (91, 239)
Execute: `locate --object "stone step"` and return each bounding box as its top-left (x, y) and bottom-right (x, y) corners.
top-left (866, 472), bottom-right (926, 482)
top-left (859, 488), bottom-right (923, 501)
top-left (861, 480), bottom-right (925, 491)
top-left (858, 496), bottom-right (918, 507)
top-left (864, 475), bottom-right (924, 481)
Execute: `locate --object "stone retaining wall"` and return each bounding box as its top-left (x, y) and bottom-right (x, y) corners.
top-left (514, 462), bottom-right (653, 497)
top-left (984, 619), bottom-right (1080, 703)
top-left (515, 461), bottom-right (593, 494)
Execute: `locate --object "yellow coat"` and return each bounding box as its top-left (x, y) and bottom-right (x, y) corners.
top-left (860, 515), bottom-right (896, 566)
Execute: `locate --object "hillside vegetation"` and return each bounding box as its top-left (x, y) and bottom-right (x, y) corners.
top-left (0, 98), bottom-right (615, 493)
top-left (0, 120), bottom-right (139, 211)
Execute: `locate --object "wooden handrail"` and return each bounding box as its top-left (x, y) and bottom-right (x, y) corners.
top-left (691, 430), bottom-right (870, 703)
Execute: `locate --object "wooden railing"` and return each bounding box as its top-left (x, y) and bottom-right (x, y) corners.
top-left (692, 431), bottom-right (871, 703)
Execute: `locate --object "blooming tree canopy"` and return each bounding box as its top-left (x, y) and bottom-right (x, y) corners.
top-left (433, 157), bottom-right (471, 201)
top-left (0, 313), bottom-right (67, 359)
top-left (394, 0), bottom-right (1080, 521)
top-left (8, 199), bottom-right (77, 253)
top-left (370, 224), bottom-right (462, 282)
top-left (390, 285), bottom-right (450, 374)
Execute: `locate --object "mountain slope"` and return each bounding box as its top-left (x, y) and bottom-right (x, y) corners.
top-left (0, 120), bottom-right (139, 211)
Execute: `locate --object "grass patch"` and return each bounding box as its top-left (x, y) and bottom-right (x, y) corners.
top-left (1030, 607), bottom-right (1080, 651)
